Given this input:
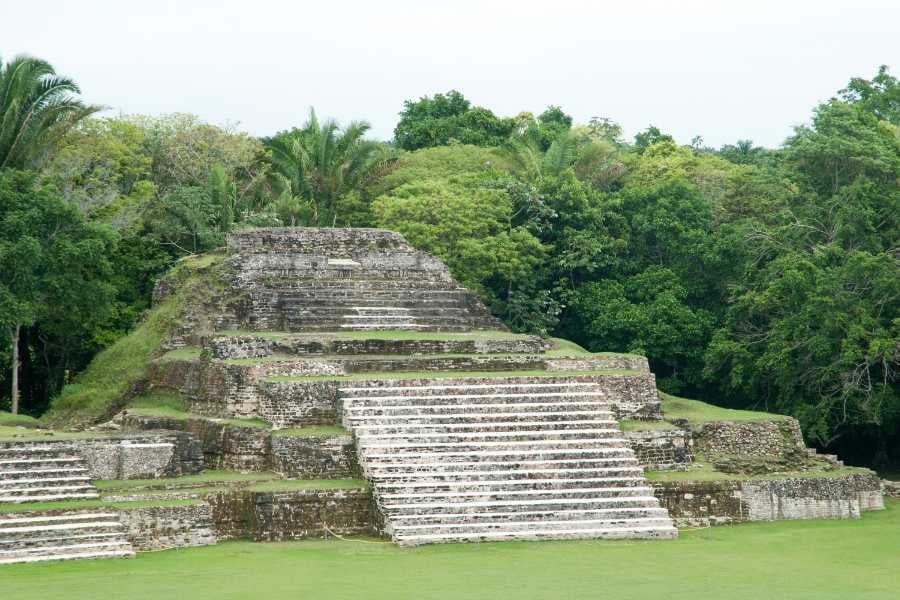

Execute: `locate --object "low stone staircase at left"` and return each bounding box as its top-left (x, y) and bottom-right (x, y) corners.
top-left (0, 444), bottom-right (136, 565)
top-left (0, 512), bottom-right (135, 564)
top-left (0, 445), bottom-right (98, 503)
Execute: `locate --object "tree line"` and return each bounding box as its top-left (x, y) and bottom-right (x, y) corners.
top-left (0, 54), bottom-right (897, 466)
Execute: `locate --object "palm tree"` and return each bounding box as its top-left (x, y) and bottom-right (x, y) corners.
top-left (0, 55), bottom-right (99, 169)
top-left (265, 109), bottom-right (393, 226)
top-left (504, 130), bottom-right (580, 181)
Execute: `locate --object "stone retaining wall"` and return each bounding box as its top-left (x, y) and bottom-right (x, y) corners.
top-left (270, 435), bottom-right (358, 478)
top-left (208, 488), bottom-right (377, 541)
top-left (652, 472), bottom-right (884, 527)
top-left (118, 413), bottom-right (357, 479)
top-left (625, 429), bottom-right (693, 470)
top-left (694, 419), bottom-right (805, 458)
top-left (118, 503), bottom-right (217, 551)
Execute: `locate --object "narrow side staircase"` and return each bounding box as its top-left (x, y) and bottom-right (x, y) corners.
top-left (0, 444), bottom-right (135, 565)
top-left (0, 445), bottom-right (98, 503)
top-left (341, 379), bottom-right (677, 545)
top-left (0, 512), bottom-right (134, 565)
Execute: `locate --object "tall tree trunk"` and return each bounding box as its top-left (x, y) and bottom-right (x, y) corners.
top-left (10, 323), bottom-right (20, 415)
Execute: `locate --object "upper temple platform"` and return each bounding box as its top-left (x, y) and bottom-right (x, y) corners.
top-left (218, 228), bottom-right (506, 332)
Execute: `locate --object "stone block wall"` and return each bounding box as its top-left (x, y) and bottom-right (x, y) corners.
top-left (624, 429), bottom-right (693, 470)
top-left (652, 472), bottom-right (884, 527)
top-left (694, 419), bottom-right (805, 458)
top-left (270, 435), bottom-right (358, 478)
top-left (118, 503), bottom-right (217, 551)
top-left (118, 413), bottom-right (358, 479)
top-left (208, 488), bottom-right (377, 541)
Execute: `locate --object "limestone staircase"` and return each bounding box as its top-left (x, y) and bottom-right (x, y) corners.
top-left (0, 512), bottom-right (134, 564)
top-left (0, 444), bottom-right (136, 565)
top-left (342, 379), bottom-right (677, 545)
top-left (277, 281), bottom-right (501, 332)
top-left (0, 445), bottom-right (99, 503)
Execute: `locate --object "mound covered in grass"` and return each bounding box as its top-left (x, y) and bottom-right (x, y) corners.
top-left (43, 254), bottom-right (224, 427)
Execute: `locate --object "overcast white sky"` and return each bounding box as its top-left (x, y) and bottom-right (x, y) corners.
top-left (2, 0), bottom-right (897, 147)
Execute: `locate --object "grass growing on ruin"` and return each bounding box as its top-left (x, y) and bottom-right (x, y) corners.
top-left (272, 425), bottom-right (348, 437)
top-left (0, 411), bottom-right (42, 428)
top-left (245, 479), bottom-right (367, 492)
top-left (0, 498), bottom-right (204, 514)
top-left (619, 419), bottom-right (678, 431)
top-left (94, 471), bottom-right (283, 491)
top-left (660, 393), bottom-right (790, 424)
top-left (644, 463), bottom-right (874, 482)
top-left (266, 368), bottom-right (641, 383)
top-left (4, 499), bottom-right (898, 599)
top-left (44, 295), bottom-right (183, 427)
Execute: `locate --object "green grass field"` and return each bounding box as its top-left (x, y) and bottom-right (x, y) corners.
top-left (3, 499), bottom-right (897, 600)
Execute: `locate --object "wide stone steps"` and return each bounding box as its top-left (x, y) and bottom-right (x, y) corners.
top-left (391, 506), bottom-right (671, 525)
top-left (364, 457), bottom-right (642, 474)
top-left (345, 403), bottom-right (614, 418)
top-left (0, 512), bottom-right (134, 565)
top-left (351, 419), bottom-right (620, 434)
top-left (368, 466), bottom-right (645, 482)
top-left (0, 445), bottom-right (99, 503)
top-left (344, 392), bottom-right (612, 407)
top-left (394, 525), bottom-right (676, 545)
top-left (343, 377), bottom-right (675, 545)
top-left (356, 429), bottom-right (624, 443)
top-left (345, 412), bottom-right (619, 426)
top-left (341, 382), bottom-right (608, 397)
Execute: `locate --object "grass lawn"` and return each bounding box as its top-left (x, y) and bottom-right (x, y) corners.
top-left (2, 499), bottom-right (897, 599)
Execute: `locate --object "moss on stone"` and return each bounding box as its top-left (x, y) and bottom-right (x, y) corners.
top-left (272, 426), bottom-right (348, 438)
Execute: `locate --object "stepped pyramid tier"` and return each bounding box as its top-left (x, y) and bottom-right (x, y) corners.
top-left (210, 228), bottom-right (506, 333)
top-left (341, 379), bottom-right (676, 544)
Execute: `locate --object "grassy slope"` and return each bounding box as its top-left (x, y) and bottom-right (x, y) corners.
top-left (660, 393), bottom-right (788, 423)
top-left (43, 294), bottom-right (181, 426)
top-left (3, 500), bottom-right (897, 599)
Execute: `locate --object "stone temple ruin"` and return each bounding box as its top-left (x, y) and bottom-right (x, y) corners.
top-left (0, 228), bottom-right (884, 563)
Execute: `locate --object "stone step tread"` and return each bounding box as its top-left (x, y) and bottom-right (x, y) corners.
top-left (0, 549), bottom-right (134, 565)
top-left (0, 476), bottom-right (92, 485)
top-left (0, 532), bottom-right (124, 546)
top-left (0, 467), bottom-right (90, 477)
top-left (0, 457), bottom-right (83, 465)
top-left (382, 496), bottom-right (662, 510)
top-left (0, 492), bottom-right (100, 503)
top-left (392, 507), bottom-right (671, 522)
top-left (345, 411), bottom-right (618, 423)
top-left (394, 517), bottom-right (676, 532)
top-left (0, 484), bottom-right (98, 494)
top-left (360, 440), bottom-right (628, 452)
top-left (346, 402), bottom-right (613, 412)
top-left (0, 521), bottom-right (123, 534)
top-left (0, 539), bottom-right (131, 557)
top-left (396, 526), bottom-right (677, 544)
top-left (357, 429), bottom-right (622, 441)
top-left (352, 419), bottom-right (619, 431)
top-left (341, 382), bottom-right (610, 393)
top-left (345, 392), bottom-right (614, 403)
top-left (0, 512), bottom-right (119, 525)
top-left (376, 476), bottom-right (647, 489)
top-left (369, 467), bottom-right (644, 481)
top-left (365, 459), bottom-right (640, 473)
top-left (380, 486), bottom-right (654, 500)
top-left (363, 448), bottom-right (632, 459)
